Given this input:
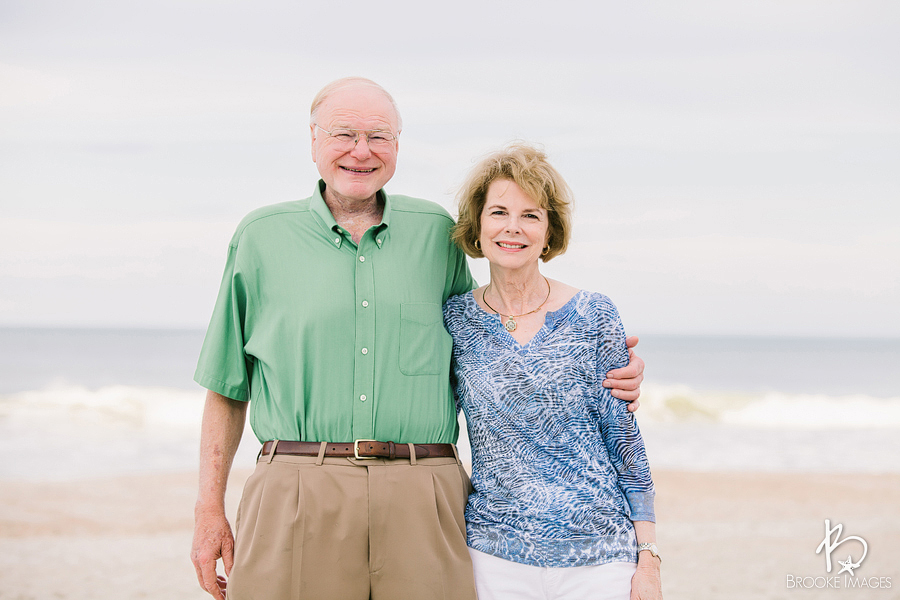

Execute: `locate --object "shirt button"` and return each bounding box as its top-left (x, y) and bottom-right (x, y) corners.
top-left (362, 300), bottom-right (369, 307)
top-left (377, 239), bottom-right (383, 246)
top-left (359, 256), bottom-right (365, 262)
top-left (360, 394), bottom-right (367, 402)
top-left (361, 348), bottom-right (368, 355)
top-left (334, 237), bottom-right (340, 244)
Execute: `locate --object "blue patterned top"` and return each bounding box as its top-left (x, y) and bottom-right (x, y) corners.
top-left (443, 289), bottom-right (655, 568)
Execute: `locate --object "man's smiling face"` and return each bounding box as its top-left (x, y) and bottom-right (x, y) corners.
top-left (311, 83), bottom-right (400, 205)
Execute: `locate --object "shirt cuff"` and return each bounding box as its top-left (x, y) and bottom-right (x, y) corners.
top-left (625, 490), bottom-right (656, 523)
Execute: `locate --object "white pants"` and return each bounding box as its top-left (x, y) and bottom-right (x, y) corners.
top-left (469, 548), bottom-right (636, 600)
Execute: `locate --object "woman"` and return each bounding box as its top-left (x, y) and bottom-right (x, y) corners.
top-left (443, 143), bottom-right (662, 600)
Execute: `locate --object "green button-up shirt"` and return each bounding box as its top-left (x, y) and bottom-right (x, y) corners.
top-left (194, 181), bottom-right (475, 444)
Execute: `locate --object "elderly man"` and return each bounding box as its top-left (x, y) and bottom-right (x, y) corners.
top-left (190, 77), bottom-right (644, 600)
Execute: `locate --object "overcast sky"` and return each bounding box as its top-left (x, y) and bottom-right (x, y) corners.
top-left (1, 0), bottom-right (898, 336)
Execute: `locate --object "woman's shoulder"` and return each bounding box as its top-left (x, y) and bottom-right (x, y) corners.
top-left (574, 289), bottom-right (620, 317)
top-left (544, 285), bottom-right (618, 322)
top-left (444, 288), bottom-right (477, 308)
top-left (442, 290), bottom-right (476, 324)
top-left (570, 290), bottom-right (628, 368)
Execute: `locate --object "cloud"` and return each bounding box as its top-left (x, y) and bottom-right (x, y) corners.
top-left (0, 219), bottom-right (233, 280)
top-left (0, 62), bottom-right (71, 108)
top-left (0, 0), bottom-right (898, 334)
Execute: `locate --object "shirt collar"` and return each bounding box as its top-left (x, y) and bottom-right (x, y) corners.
top-left (311, 180), bottom-right (391, 248)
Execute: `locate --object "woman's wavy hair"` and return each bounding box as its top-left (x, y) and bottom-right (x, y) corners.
top-left (452, 142), bottom-right (572, 261)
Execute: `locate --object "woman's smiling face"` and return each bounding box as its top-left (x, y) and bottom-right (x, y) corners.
top-left (479, 179), bottom-right (549, 272)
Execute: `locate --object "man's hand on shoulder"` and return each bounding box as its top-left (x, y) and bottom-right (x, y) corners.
top-left (603, 335), bottom-right (645, 412)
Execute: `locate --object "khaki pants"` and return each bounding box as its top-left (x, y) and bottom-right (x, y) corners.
top-left (226, 445), bottom-right (477, 600)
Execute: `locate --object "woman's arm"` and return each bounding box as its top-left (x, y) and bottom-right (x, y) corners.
top-left (591, 297), bottom-right (660, 597)
top-left (631, 521), bottom-right (662, 600)
top-left (603, 335), bottom-right (645, 409)
top-left (594, 300), bottom-right (655, 522)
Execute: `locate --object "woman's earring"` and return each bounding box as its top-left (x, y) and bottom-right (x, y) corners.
top-left (541, 245), bottom-right (550, 256)
top-left (474, 239), bottom-right (482, 251)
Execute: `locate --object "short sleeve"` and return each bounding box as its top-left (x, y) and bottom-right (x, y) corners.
top-left (193, 241), bottom-right (253, 402)
top-left (444, 234), bottom-right (476, 300)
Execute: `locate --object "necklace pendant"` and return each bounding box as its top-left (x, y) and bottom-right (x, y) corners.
top-left (504, 318), bottom-right (517, 332)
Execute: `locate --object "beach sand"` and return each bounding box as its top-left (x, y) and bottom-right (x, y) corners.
top-left (1, 468), bottom-right (897, 599)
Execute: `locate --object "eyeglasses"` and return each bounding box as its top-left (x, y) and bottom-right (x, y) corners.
top-left (314, 125), bottom-right (398, 150)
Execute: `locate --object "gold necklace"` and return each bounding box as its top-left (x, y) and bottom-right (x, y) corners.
top-left (482, 276), bottom-right (551, 332)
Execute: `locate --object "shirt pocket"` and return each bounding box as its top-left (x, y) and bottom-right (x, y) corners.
top-left (399, 302), bottom-right (450, 376)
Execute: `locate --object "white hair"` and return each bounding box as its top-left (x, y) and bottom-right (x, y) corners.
top-left (309, 77), bottom-right (402, 131)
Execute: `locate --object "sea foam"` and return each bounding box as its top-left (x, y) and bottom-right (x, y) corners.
top-left (0, 385), bottom-right (259, 481)
top-left (636, 384), bottom-right (900, 429)
top-left (2, 384), bottom-right (899, 480)
top-left (0, 384), bottom-right (205, 429)
top-left (5, 383), bottom-right (899, 431)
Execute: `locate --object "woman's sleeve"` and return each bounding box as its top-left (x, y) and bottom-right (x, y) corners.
top-left (443, 299), bottom-right (463, 415)
top-left (594, 296), bottom-right (656, 522)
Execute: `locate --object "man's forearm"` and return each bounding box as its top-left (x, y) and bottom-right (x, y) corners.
top-left (196, 390), bottom-right (247, 512)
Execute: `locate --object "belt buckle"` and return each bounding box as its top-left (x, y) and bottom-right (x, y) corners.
top-left (354, 439), bottom-right (379, 460)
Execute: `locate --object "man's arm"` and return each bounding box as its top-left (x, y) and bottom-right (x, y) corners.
top-left (191, 390), bottom-right (248, 600)
top-left (604, 336), bottom-right (645, 412)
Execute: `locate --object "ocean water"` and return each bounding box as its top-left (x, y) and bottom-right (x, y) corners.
top-left (1, 328), bottom-right (898, 481)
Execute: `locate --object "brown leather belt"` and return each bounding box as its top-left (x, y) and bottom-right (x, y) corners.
top-left (261, 440), bottom-right (456, 460)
